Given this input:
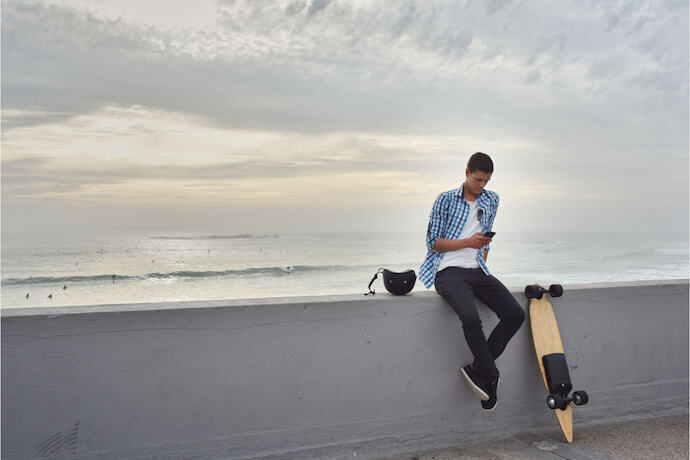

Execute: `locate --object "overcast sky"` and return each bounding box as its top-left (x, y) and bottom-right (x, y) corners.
top-left (2, 0), bottom-right (688, 235)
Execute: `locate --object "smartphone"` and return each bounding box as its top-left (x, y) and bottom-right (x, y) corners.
top-left (484, 231), bottom-right (496, 238)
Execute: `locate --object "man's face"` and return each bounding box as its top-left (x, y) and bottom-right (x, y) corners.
top-left (465, 168), bottom-right (492, 196)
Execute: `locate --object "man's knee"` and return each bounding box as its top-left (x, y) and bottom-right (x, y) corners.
top-left (496, 297), bottom-right (525, 326)
top-left (507, 304), bottom-right (526, 326)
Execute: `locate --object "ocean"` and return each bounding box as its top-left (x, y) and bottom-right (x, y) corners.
top-left (1, 230), bottom-right (688, 309)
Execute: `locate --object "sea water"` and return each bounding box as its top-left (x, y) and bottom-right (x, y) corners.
top-left (1, 229), bottom-right (688, 309)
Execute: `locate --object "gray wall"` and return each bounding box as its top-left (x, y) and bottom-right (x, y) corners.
top-left (2, 280), bottom-right (688, 459)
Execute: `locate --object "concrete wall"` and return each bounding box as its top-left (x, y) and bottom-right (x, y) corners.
top-left (2, 280), bottom-right (688, 459)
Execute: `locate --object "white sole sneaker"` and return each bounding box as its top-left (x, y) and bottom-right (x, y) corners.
top-left (482, 378), bottom-right (499, 411)
top-left (460, 367), bottom-right (490, 401)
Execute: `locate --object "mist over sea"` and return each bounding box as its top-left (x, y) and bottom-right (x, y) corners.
top-left (2, 229), bottom-right (688, 309)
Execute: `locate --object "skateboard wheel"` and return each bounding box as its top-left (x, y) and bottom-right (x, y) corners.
top-left (547, 394), bottom-right (560, 410)
top-left (549, 284), bottom-right (563, 297)
top-left (547, 393), bottom-right (569, 410)
top-left (525, 285), bottom-right (542, 299)
top-left (573, 391), bottom-right (589, 405)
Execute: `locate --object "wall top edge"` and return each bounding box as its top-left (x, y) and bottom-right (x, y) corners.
top-left (2, 279), bottom-right (688, 319)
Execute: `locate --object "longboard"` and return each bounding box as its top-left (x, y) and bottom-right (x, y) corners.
top-left (526, 284), bottom-right (588, 443)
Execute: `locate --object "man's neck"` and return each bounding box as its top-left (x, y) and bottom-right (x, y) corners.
top-left (463, 183), bottom-right (478, 202)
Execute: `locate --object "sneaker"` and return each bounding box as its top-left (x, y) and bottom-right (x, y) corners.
top-left (481, 377), bottom-right (499, 411)
top-left (460, 364), bottom-right (490, 401)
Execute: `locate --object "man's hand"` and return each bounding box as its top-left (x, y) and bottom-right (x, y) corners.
top-left (466, 232), bottom-right (492, 249)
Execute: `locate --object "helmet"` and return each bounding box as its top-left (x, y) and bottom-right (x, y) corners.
top-left (383, 269), bottom-right (416, 295)
top-left (365, 269), bottom-right (416, 296)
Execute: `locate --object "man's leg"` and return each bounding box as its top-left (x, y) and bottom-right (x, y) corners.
top-left (473, 273), bottom-right (526, 362)
top-left (434, 267), bottom-right (498, 380)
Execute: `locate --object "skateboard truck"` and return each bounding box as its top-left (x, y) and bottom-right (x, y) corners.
top-left (525, 284), bottom-right (563, 300)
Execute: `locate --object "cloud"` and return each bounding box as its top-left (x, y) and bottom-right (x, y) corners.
top-left (3, 0), bottom-right (686, 142)
top-left (523, 69), bottom-right (541, 84)
top-left (1, 0), bottom-right (688, 232)
top-left (2, 104), bottom-right (533, 210)
top-left (486, 0), bottom-right (512, 15)
top-left (1, 152), bottom-right (437, 208)
top-left (307, 0), bottom-right (330, 17)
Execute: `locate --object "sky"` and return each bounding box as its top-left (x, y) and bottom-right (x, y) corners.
top-left (2, 0), bottom-right (688, 235)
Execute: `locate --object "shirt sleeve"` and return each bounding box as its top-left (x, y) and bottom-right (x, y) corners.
top-left (483, 194), bottom-right (499, 252)
top-left (426, 193), bottom-right (446, 251)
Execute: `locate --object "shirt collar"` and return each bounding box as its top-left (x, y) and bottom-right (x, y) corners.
top-left (456, 183), bottom-right (486, 204)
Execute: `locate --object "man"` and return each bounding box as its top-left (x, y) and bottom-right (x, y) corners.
top-left (419, 152), bottom-right (525, 411)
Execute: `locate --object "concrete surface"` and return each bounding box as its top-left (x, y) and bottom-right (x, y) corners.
top-left (2, 279), bottom-right (688, 459)
top-left (407, 414), bottom-right (688, 460)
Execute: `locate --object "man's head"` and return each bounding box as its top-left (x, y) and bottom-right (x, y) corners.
top-left (464, 152), bottom-right (493, 199)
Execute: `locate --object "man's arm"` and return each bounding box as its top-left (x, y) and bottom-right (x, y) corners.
top-left (482, 193), bottom-right (499, 255)
top-left (433, 233), bottom-right (491, 252)
top-left (426, 194), bottom-right (446, 251)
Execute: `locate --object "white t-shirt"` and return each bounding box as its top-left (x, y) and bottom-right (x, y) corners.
top-left (437, 199), bottom-right (482, 271)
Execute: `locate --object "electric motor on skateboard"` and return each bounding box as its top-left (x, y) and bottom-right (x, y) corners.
top-left (541, 352), bottom-right (589, 410)
top-left (526, 283), bottom-right (588, 443)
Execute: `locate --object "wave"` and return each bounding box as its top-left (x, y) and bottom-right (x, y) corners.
top-left (605, 247), bottom-right (681, 260)
top-left (149, 234), bottom-right (279, 240)
top-left (1, 264), bottom-right (351, 286)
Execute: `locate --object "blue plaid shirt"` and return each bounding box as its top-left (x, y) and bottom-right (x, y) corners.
top-left (419, 184), bottom-right (499, 288)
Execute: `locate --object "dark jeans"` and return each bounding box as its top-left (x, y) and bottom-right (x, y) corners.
top-left (435, 267), bottom-right (525, 381)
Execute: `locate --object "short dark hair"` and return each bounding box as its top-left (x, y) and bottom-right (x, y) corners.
top-left (467, 152), bottom-right (493, 173)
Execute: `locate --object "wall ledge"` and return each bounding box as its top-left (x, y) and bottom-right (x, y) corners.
top-left (2, 278), bottom-right (687, 318)
top-left (2, 279), bottom-right (688, 459)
